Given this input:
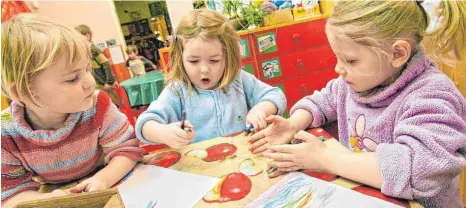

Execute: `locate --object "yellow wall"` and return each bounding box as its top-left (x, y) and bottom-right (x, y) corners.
top-left (114, 1), bottom-right (155, 24)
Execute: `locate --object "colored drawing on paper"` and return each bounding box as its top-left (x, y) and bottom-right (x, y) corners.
top-left (203, 172), bottom-right (252, 203)
top-left (240, 39), bottom-right (250, 58)
top-left (185, 143), bottom-right (237, 162)
top-left (145, 151), bottom-right (181, 168)
top-left (247, 172), bottom-right (403, 208)
top-left (257, 32), bottom-right (278, 54)
top-left (262, 58), bottom-right (281, 79)
top-left (239, 158), bottom-right (263, 176)
top-left (146, 200), bottom-right (157, 208)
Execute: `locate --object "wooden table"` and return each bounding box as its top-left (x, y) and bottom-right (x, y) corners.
top-left (105, 129), bottom-right (423, 208)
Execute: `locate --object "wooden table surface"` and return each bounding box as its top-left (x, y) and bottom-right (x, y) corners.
top-left (105, 129), bottom-right (423, 208)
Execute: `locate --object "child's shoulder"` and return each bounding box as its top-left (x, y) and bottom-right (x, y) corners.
top-left (1, 107), bottom-right (15, 135)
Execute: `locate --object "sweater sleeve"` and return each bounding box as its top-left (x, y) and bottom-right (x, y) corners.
top-left (97, 92), bottom-right (145, 163)
top-left (290, 78), bottom-right (340, 128)
top-left (240, 70), bottom-right (287, 116)
top-left (135, 84), bottom-right (182, 144)
top-left (1, 142), bottom-right (40, 202)
top-left (376, 90), bottom-right (466, 199)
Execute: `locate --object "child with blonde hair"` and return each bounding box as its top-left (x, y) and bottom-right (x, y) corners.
top-left (136, 9), bottom-right (286, 148)
top-left (1, 14), bottom-right (144, 208)
top-left (250, 1), bottom-right (466, 207)
top-left (125, 45), bottom-right (158, 77)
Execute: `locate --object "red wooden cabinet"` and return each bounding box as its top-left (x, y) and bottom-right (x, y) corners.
top-left (284, 69), bottom-right (338, 110)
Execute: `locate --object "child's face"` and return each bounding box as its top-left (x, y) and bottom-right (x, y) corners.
top-left (182, 36), bottom-right (226, 90)
top-left (29, 54), bottom-right (96, 113)
top-left (128, 52), bottom-right (138, 60)
top-left (327, 30), bottom-right (397, 92)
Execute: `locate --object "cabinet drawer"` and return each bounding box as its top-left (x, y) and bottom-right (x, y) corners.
top-left (280, 44), bottom-right (336, 78)
top-left (275, 18), bottom-right (327, 54)
top-left (284, 69), bottom-right (338, 110)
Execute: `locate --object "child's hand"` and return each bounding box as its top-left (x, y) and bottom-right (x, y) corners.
top-left (248, 115), bottom-right (296, 154)
top-left (262, 131), bottom-right (328, 177)
top-left (246, 109), bottom-right (267, 132)
top-left (68, 176), bottom-right (110, 193)
top-left (162, 121), bottom-right (196, 149)
top-left (48, 189), bottom-right (69, 198)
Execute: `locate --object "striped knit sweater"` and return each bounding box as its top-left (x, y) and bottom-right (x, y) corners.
top-left (1, 91), bottom-right (145, 202)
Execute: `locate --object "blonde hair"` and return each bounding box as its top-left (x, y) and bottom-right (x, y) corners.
top-left (167, 9), bottom-right (241, 96)
top-left (327, 1), bottom-right (466, 66)
top-left (126, 45), bottom-right (138, 54)
top-left (1, 14), bottom-right (90, 106)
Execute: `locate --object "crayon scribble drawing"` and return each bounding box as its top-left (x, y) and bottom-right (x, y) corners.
top-left (247, 172), bottom-right (403, 208)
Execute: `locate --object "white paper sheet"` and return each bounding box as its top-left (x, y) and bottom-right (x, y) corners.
top-left (118, 164), bottom-right (220, 208)
top-left (247, 172), bottom-right (403, 208)
top-left (108, 46), bottom-right (125, 64)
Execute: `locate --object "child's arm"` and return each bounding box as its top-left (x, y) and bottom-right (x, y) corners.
top-left (2, 190), bottom-right (67, 208)
top-left (70, 92), bottom-right (144, 192)
top-left (140, 56), bottom-right (158, 71)
top-left (373, 91), bottom-right (466, 199)
top-left (135, 84), bottom-right (195, 148)
top-left (1, 146), bottom-right (58, 207)
top-left (249, 78), bottom-right (339, 153)
top-left (240, 71), bottom-right (286, 131)
top-left (289, 78), bottom-right (341, 128)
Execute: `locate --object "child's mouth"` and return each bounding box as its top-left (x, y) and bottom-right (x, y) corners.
top-left (201, 78), bottom-right (210, 85)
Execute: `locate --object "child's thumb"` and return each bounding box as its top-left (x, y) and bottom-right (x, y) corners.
top-left (294, 130), bottom-right (318, 143)
top-left (265, 115), bottom-right (282, 123)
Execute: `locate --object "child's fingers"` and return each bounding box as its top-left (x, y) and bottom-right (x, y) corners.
top-left (294, 130), bottom-right (319, 143)
top-left (253, 144), bottom-right (269, 154)
top-left (268, 170), bottom-right (287, 178)
top-left (248, 138), bottom-right (267, 152)
top-left (278, 166), bottom-right (300, 172)
top-left (258, 118), bottom-right (267, 131)
top-left (248, 130), bottom-right (265, 144)
top-left (265, 115), bottom-right (283, 124)
top-left (263, 152), bottom-right (294, 162)
top-left (68, 181), bottom-right (89, 193)
top-left (183, 120), bottom-right (195, 129)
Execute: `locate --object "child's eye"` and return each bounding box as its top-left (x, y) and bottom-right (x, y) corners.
top-left (346, 60), bottom-right (357, 64)
top-left (189, 60), bottom-right (199, 64)
top-left (210, 60), bottom-right (219, 63)
top-left (67, 77), bottom-right (78, 83)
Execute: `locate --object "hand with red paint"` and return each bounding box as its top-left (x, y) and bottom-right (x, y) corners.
top-left (248, 115), bottom-right (297, 154)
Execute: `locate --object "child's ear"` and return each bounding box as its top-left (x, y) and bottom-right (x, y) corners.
top-left (391, 40), bottom-right (412, 68)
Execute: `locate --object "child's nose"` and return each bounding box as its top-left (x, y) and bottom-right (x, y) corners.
top-left (200, 64), bottom-right (209, 73)
top-left (334, 62), bottom-right (346, 76)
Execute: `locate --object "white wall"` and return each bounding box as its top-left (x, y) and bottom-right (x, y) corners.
top-left (28, 0), bottom-right (125, 48)
top-left (165, 1), bottom-right (193, 29)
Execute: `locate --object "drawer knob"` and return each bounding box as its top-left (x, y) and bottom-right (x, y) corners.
top-left (296, 59), bottom-right (305, 69)
top-left (300, 84), bottom-right (309, 94)
top-left (292, 33), bottom-right (301, 44)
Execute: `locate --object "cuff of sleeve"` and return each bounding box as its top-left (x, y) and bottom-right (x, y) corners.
top-left (135, 114), bottom-right (166, 144)
top-left (290, 98), bottom-right (323, 128)
top-left (376, 142), bottom-right (414, 200)
top-left (105, 147), bottom-right (146, 164)
top-left (260, 94), bottom-right (287, 116)
top-left (1, 181), bottom-right (40, 202)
